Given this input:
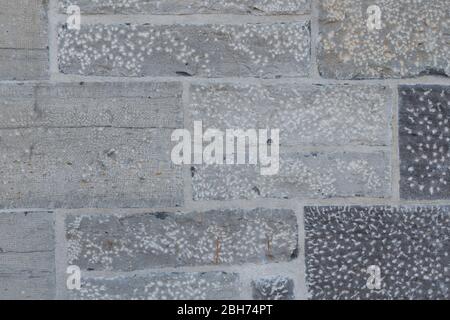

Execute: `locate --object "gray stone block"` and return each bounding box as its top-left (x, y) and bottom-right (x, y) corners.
top-left (59, 0), bottom-right (310, 14)
top-left (399, 85), bottom-right (450, 200)
top-left (192, 151), bottom-right (391, 200)
top-left (0, 0), bottom-right (49, 80)
top-left (0, 212), bottom-right (55, 300)
top-left (305, 206), bottom-right (450, 300)
top-left (190, 83), bottom-right (392, 146)
top-left (69, 272), bottom-right (240, 300)
top-left (58, 23), bottom-right (311, 78)
top-left (252, 276), bottom-right (295, 300)
top-left (318, 0), bottom-right (449, 79)
top-left (66, 208), bottom-right (298, 271)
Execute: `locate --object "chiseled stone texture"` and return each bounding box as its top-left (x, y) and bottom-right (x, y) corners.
top-left (318, 0), bottom-right (450, 79)
top-left (192, 151), bottom-right (391, 201)
top-left (190, 84), bottom-right (392, 146)
top-left (0, 212), bottom-right (55, 300)
top-left (0, 0), bottom-right (49, 80)
top-left (0, 82), bottom-right (183, 209)
top-left (58, 22), bottom-right (311, 78)
top-left (59, 0), bottom-right (310, 15)
top-left (252, 276), bottom-right (295, 300)
top-left (305, 206), bottom-right (450, 300)
top-left (399, 85), bottom-right (450, 200)
top-left (70, 272), bottom-right (240, 300)
top-left (66, 208), bottom-right (298, 271)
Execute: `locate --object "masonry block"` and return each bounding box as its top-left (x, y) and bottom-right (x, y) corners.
top-left (190, 83), bottom-right (392, 146)
top-left (399, 85), bottom-right (450, 200)
top-left (69, 272), bottom-right (240, 300)
top-left (58, 22), bottom-right (311, 78)
top-left (252, 276), bottom-right (295, 300)
top-left (0, 0), bottom-right (49, 80)
top-left (66, 208), bottom-right (298, 271)
top-left (0, 212), bottom-right (55, 300)
top-left (59, 0), bottom-right (310, 14)
top-left (305, 206), bottom-right (450, 300)
top-left (0, 82), bottom-right (183, 209)
top-left (318, 0), bottom-right (449, 79)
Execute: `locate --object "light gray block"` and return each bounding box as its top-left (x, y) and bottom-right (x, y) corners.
top-left (0, 212), bottom-right (55, 300)
top-left (58, 23), bottom-right (311, 78)
top-left (192, 151), bottom-right (391, 200)
top-left (66, 208), bottom-right (298, 271)
top-left (318, 0), bottom-right (449, 79)
top-left (252, 276), bottom-right (295, 300)
top-left (58, 0), bottom-right (310, 14)
top-left (190, 84), bottom-right (392, 146)
top-left (0, 0), bottom-right (49, 80)
top-left (69, 272), bottom-right (240, 300)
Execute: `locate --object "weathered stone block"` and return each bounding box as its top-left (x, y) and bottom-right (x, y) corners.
top-left (58, 23), bottom-right (311, 78)
top-left (69, 272), bottom-right (240, 300)
top-left (399, 85), bottom-right (450, 200)
top-left (0, 212), bottom-right (55, 300)
top-left (59, 0), bottom-right (310, 15)
top-left (190, 84), bottom-right (392, 146)
top-left (0, 0), bottom-right (49, 80)
top-left (252, 276), bottom-right (295, 300)
top-left (0, 83), bottom-right (183, 209)
top-left (318, 0), bottom-right (449, 79)
top-left (66, 208), bottom-right (298, 271)
top-left (305, 206), bottom-right (450, 300)
top-left (192, 151), bottom-right (391, 200)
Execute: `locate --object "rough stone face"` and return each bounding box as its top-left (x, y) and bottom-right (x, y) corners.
top-left (190, 84), bottom-right (392, 146)
top-left (66, 208), bottom-right (298, 271)
top-left (0, 212), bottom-right (55, 300)
top-left (305, 206), bottom-right (450, 300)
top-left (58, 23), bottom-right (311, 78)
top-left (70, 272), bottom-right (240, 300)
top-left (0, 82), bottom-right (183, 209)
top-left (59, 0), bottom-right (310, 14)
top-left (399, 85), bottom-right (450, 200)
top-left (318, 0), bottom-right (450, 79)
top-left (252, 276), bottom-right (295, 300)
top-left (0, 0), bottom-right (49, 80)
top-left (192, 151), bottom-right (391, 200)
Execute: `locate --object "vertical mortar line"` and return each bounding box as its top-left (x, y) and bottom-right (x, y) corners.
top-left (182, 81), bottom-right (194, 209)
top-left (310, 0), bottom-right (321, 79)
top-left (48, 0), bottom-right (59, 80)
top-left (295, 203), bottom-right (308, 299)
top-left (391, 83), bottom-right (401, 203)
top-left (54, 210), bottom-right (68, 300)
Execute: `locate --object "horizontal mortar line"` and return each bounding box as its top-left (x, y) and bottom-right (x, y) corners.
top-left (54, 13), bottom-right (311, 25)
top-left (0, 125), bottom-right (179, 130)
top-left (279, 145), bottom-right (391, 153)
top-left (0, 47), bottom-right (47, 51)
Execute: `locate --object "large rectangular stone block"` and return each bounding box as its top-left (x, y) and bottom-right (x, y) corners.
top-left (69, 272), bottom-right (240, 300)
top-left (58, 22), bottom-right (311, 78)
top-left (0, 83), bottom-right (183, 209)
top-left (304, 206), bottom-right (450, 300)
top-left (59, 0), bottom-right (310, 14)
top-left (0, 212), bottom-right (55, 300)
top-left (399, 85), bottom-right (450, 200)
top-left (318, 0), bottom-right (449, 79)
top-left (66, 208), bottom-right (298, 271)
top-left (192, 151), bottom-right (391, 200)
top-left (190, 84), bottom-right (392, 146)
top-left (0, 0), bottom-right (49, 80)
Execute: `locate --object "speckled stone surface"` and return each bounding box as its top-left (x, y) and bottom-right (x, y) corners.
top-left (59, 0), bottom-right (310, 14)
top-left (0, 212), bottom-right (55, 300)
top-left (252, 276), bottom-right (295, 300)
top-left (58, 23), bottom-right (311, 78)
top-left (69, 272), bottom-right (240, 300)
top-left (192, 151), bottom-right (391, 200)
top-left (399, 86), bottom-right (450, 200)
top-left (305, 206), bottom-right (450, 300)
top-left (318, 0), bottom-right (450, 79)
top-left (66, 208), bottom-right (298, 271)
top-left (190, 84), bottom-right (392, 146)
top-left (0, 0), bottom-right (49, 80)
